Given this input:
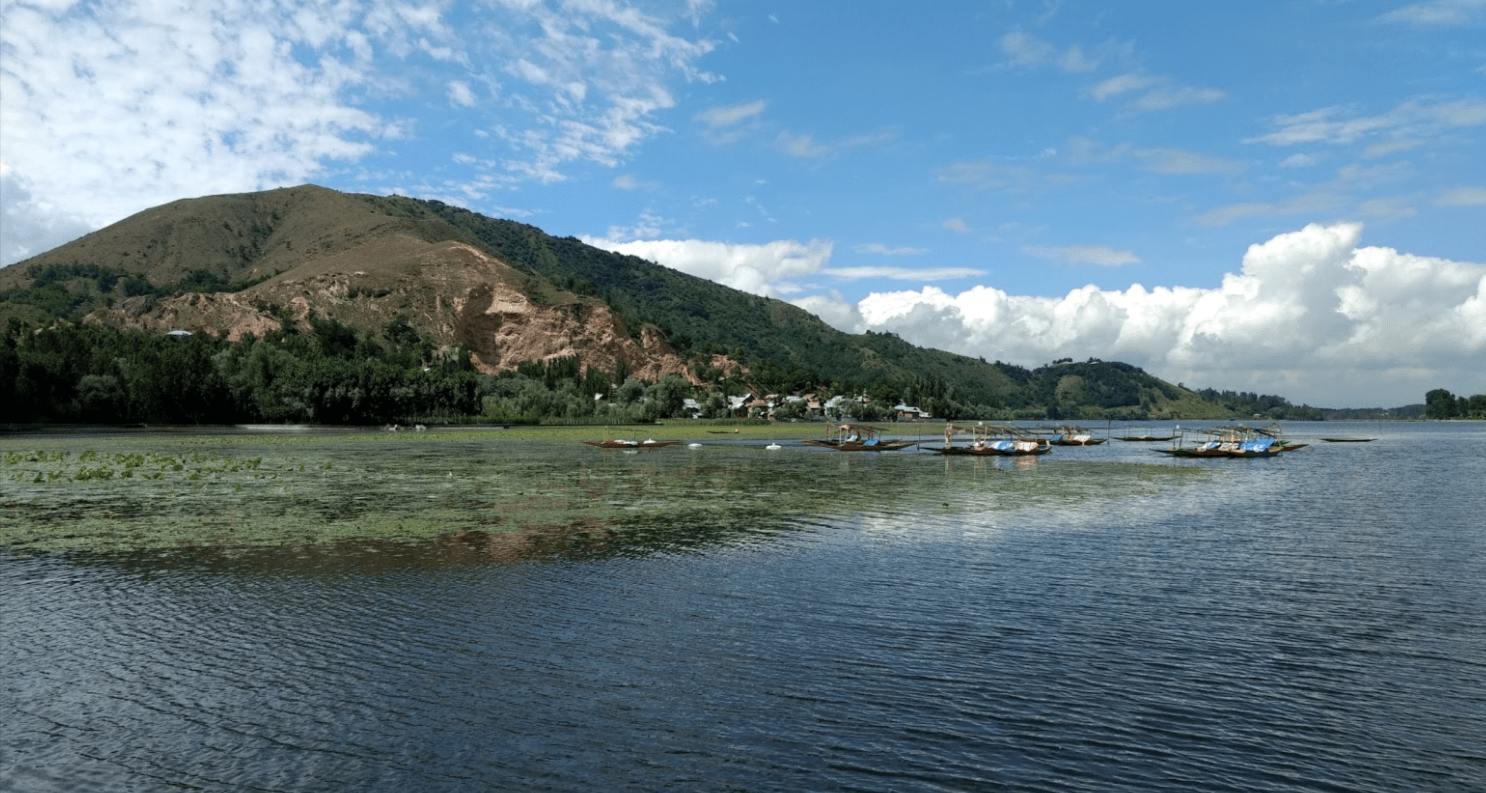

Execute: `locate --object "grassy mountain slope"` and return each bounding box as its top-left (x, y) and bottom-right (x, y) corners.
top-left (406, 197), bottom-right (1041, 406)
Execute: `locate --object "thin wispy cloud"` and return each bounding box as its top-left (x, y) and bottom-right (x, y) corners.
top-left (1437, 186), bottom-right (1486, 205)
top-left (1376, 0), bottom-right (1486, 26)
top-left (824, 266), bottom-right (988, 281)
top-left (1024, 244), bottom-right (1140, 267)
top-left (697, 100), bottom-right (767, 129)
top-left (1250, 98), bottom-right (1486, 146)
top-left (855, 243), bottom-right (928, 256)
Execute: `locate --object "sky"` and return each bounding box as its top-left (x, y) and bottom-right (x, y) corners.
top-left (3, 0), bottom-right (1484, 408)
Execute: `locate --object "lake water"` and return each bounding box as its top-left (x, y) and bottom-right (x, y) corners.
top-left (3, 422), bottom-right (1484, 792)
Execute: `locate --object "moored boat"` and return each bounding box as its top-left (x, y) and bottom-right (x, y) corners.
top-left (1113, 426), bottom-right (1176, 442)
top-left (930, 424), bottom-right (1053, 456)
top-left (1046, 425), bottom-right (1106, 446)
top-left (582, 438), bottom-right (683, 449)
top-left (1153, 424), bottom-right (1295, 458)
top-left (803, 422), bottom-right (918, 451)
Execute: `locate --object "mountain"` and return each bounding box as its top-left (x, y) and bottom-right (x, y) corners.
top-left (0, 185), bottom-right (700, 383)
top-left (1, 184), bottom-right (1247, 419)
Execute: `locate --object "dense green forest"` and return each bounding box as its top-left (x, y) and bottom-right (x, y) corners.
top-left (0, 318), bottom-right (1021, 425)
top-left (1190, 386), bottom-right (1324, 420)
top-left (1424, 388), bottom-right (1486, 419)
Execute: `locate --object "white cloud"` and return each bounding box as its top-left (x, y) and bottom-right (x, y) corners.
top-left (0, 0), bottom-right (719, 264)
top-left (788, 223), bottom-right (1485, 407)
top-left (0, 0), bottom-right (387, 264)
top-left (942, 217), bottom-right (971, 233)
top-left (581, 237), bottom-right (834, 297)
top-left (448, 80), bottom-right (478, 107)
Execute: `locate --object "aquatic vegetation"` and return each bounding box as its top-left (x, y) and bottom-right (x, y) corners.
top-left (0, 431), bottom-right (1212, 554)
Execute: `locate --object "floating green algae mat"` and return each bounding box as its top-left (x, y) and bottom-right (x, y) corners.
top-left (1, 430), bottom-right (1213, 553)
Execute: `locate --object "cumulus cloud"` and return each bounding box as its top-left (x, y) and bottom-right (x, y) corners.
top-left (790, 223), bottom-right (1485, 407)
top-left (0, 0), bottom-right (388, 264)
top-left (581, 237), bottom-right (834, 297)
top-left (448, 80), bottom-right (478, 107)
top-left (583, 235), bottom-right (988, 294)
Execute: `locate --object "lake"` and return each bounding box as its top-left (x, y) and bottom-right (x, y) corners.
top-left (3, 422), bottom-right (1484, 792)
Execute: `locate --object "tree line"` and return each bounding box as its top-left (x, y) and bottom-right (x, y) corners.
top-left (0, 318), bottom-right (998, 426)
top-left (4, 315), bottom-right (1301, 426)
top-left (1424, 388), bottom-right (1486, 420)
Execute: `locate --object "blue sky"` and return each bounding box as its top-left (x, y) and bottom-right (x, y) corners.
top-left (3, 0), bottom-right (1484, 407)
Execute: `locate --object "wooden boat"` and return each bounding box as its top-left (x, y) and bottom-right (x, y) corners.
top-left (802, 422), bottom-right (918, 451)
top-left (582, 438), bottom-right (683, 449)
top-left (1112, 426), bottom-right (1176, 442)
top-left (1153, 424), bottom-right (1291, 458)
top-left (1046, 425), bottom-right (1106, 446)
top-left (930, 424), bottom-right (1053, 456)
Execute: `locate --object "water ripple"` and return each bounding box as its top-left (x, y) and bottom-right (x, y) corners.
top-left (5, 424), bottom-right (1486, 791)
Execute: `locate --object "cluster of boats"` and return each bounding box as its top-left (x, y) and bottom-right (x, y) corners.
top-left (583, 422), bottom-right (1311, 459)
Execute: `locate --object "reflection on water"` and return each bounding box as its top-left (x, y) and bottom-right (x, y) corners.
top-left (3, 422), bottom-right (1485, 792)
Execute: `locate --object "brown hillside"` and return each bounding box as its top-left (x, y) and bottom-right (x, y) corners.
top-left (4, 185), bottom-right (703, 382)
